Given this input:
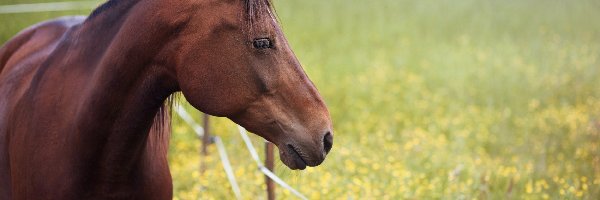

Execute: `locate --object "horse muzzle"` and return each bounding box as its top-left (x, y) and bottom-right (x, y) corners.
top-left (278, 130), bottom-right (333, 170)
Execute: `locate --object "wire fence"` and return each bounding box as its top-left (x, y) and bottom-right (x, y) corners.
top-left (176, 106), bottom-right (308, 200)
top-left (0, 1), bottom-right (99, 14)
top-left (175, 107), bottom-right (242, 199)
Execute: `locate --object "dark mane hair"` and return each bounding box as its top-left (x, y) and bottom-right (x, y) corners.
top-left (150, 95), bottom-right (177, 154)
top-left (90, 0), bottom-right (276, 21)
top-left (89, 0), bottom-right (120, 18)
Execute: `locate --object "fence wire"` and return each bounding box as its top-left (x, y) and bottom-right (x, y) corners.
top-left (0, 1), bottom-right (100, 14)
top-left (176, 106), bottom-right (308, 199)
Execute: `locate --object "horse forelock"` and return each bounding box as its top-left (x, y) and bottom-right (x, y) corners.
top-left (244, 0), bottom-right (278, 29)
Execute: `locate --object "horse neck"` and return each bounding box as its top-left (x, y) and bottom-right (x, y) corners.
top-left (68, 2), bottom-right (182, 188)
top-left (75, 0), bottom-right (185, 134)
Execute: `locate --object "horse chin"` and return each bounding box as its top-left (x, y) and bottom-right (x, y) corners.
top-left (278, 145), bottom-right (308, 170)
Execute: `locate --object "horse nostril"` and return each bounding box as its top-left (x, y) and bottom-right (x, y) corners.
top-left (323, 131), bottom-right (333, 155)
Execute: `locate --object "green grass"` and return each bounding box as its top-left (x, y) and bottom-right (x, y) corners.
top-left (2, 0), bottom-right (600, 199)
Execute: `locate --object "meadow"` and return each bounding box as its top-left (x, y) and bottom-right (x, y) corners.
top-left (1, 0), bottom-right (600, 199)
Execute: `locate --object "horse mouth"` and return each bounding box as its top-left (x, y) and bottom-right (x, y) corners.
top-left (286, 144), bottom-right (307, 170)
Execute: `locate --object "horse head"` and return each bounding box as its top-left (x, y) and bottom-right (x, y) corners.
top-left (171, 0), bottom-right (333, 170)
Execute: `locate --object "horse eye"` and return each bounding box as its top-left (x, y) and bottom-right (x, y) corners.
top-left (253, 38), bottom-right (273, 49)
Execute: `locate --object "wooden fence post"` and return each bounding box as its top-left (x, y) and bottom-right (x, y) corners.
top-left (265, 142), bottom-right (276, 200)
top-left (200, 114), bottom-right (211, 173)
top-left (202, 113), bottom-right (211, 155)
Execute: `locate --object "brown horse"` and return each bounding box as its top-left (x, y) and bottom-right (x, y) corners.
top-left (0, 0), bottom-right (333, 199)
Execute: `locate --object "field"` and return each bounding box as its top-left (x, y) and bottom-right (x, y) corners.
top-left (2, 0), bottom-right (600, 199)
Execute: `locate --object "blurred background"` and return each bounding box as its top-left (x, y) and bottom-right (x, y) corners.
top-left (2, 0), bottom-right (600, 199)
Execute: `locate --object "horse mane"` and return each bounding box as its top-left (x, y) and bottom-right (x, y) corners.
top-left (89, 0), bottom-right (275, 18)
top-left (149, 94), bottom-right (178, 154)
top-left (88, 0), bottom-right (277, 30)
top-left (89, 0), bottom-right (120, 18)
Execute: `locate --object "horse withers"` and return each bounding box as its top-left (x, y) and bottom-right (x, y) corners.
top-left (0, 0), bottom-right (333, 199)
